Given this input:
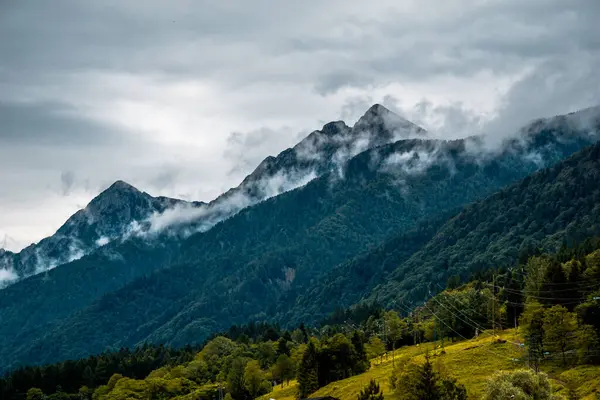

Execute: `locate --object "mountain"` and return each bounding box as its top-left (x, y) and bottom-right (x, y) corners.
top-left (0, 105), bottom-right (422, 290)
top-left (284, 106), bottom-right (600, 321)
top-left (0, 181), bottom-right (201, 288)
top-left (173, 104), bottom-right (426, 233)
top-left (0, 105), bottom-right (431, 368)
top-left (1, 105), bottom-right (598, 370)
top-left (370, 139), bottom-right (600, 305)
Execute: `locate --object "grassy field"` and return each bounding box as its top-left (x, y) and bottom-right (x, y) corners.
top-left (258, 329), bottom-right (600, 400)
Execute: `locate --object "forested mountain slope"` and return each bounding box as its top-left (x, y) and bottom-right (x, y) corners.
top-left (0, 105), bottom-right (426, 366)
top-left (1, 106), bottom-right (598, 371)
top-left (0, 104), bottom-right (421, 290)
top-left (372, 140), bottom-right (600, 305)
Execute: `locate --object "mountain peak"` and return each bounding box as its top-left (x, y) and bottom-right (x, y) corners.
top-left (85, 180), bottom-right (148, 214)
top-left (364, 103), bottom-right (393, 116)
top-left (105, 180), bottom-right (139, 193)
top-left (356, 103), bottom-right (409, 126)
top-left (321, 121), bottom-right (350, 136)
top-left (353, 104), bottom-right (426, 139)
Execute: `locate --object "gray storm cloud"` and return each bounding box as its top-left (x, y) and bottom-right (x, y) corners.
top-left (1, 0), bottom-right (600, 250)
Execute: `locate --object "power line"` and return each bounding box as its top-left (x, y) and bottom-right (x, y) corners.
top-left (483, 284), bottom-right (587, 301)
top-left (429, 293), bottom-right (524, 347)
top-left (503, 269), bottom-right (600, 286)
top-left (420, 302), bottom-right (519, 362)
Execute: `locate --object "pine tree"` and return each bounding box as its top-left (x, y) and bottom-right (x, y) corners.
top-left (357, 379), bottom-right (384, 400)
top-left (277, 337), bottom-right (291, 356)
top-left (414, 353), bottom-right (442, 400)
top-left (391, 352), bottom-right (467, 400)
top-left (297, 340), bottom-right (319, 398)
top-left (82, 365), bottom-right (95, 388)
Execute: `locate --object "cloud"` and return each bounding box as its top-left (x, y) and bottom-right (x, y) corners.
top-left (138, 167), bottom-right (318, 238)
top-left (223, 127), bottom-right (305, 177)
top-left (1, 0), bottom-right (600, 249)
top-left (60, 171), bottom-right (76, 196)
top-left (95, 236), bottom-right (111, 247)
top-left (0, 268), bottom-right (18, 287)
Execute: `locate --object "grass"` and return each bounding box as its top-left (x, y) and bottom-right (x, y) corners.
top-left (546, 365), bottom-right (600, 400)
top-left (257, 380), bottom-right (298, 400)
top-left (259, 329), bottom-right (600, 400)
top-left (312, 329), bottom-right (525, 400)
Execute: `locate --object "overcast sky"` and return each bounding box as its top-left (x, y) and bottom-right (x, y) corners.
top-left (1, 0), bottom-right (599, 251)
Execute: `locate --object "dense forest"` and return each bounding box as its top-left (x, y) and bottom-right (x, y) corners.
top-left (3, 238), bottom-right (600, 400)
top-left (371, 141), bottom-right (600, 306)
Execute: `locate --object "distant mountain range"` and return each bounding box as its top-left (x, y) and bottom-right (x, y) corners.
top-left (0, 104), bottom-right (599, 371)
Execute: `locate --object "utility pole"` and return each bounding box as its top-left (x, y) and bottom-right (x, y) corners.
top-left (433, 314), bottom-right (437, 355)
top-left (384, 316), bottom-right (388, 360)
top-left (441, 325), bottom-right (445, 352)
top-left (413, 310), bottom-right (417, 345)
top-left (492, 273), bottom-right (496, 336)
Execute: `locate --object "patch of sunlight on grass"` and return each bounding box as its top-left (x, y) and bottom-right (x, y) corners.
top-left (257, 380), bottom-right (298, 400)
top-left (312, 329), bottom-right (528, 400)
top-left (259, 329), bottom-right (599, 400)
top-left (551, 365), bottom-right (600, 400)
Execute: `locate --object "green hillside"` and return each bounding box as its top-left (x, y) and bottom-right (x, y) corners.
top-left (284, 330), bottom-right (600, 400)
top-left (372, 142), bottom-right (600, 305)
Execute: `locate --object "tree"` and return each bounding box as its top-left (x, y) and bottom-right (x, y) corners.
top-left (391, 352), bottom-right (466, 400)
top-left (350, 331), bottom-right (369, 375)
top-left (543, 305), bottom-right (577, 365)
top-left (446, 275), bottom-right (461, 290)
top-left (575, 324), bottom-right (599, 364)
top-left (525, 257), bottom-right (550, 300)
top-left (484, 370), bottom-right (561, 400)
top-left (413, 353), bottom-right (442, 400)
top-left (291, 329), bottom-right (306, 344)
top-left (277, 337), bottom-right (291, 356)
top-left (322, 333), bottom-right (358, 383)
top-left (82, 365), bottom-right (95, 388)
top-left (227, 357), bottom-right (248, 400)
top-left (244, 360), bottom-right (268, 398)
top-left (297, 340), bottom-right (320, 398)
top-left (26, 388), bottom-right (45, 400)
top-left (385, 311), bottom-right (407, 366)
top-left (256, 342), bottom-right (277, 369)
top-left (358, 379), bottom-right (384, 400)
top-left (519, 302), bottom-right (545, 372)
top-left (351, 331), bottom-right (367, 364)
top-left (237, 334), bottom-right (250, 345)
top-left (575, 293), bottom-right (600, 334)
top-left (79, 385), bottom-right (91, 400)
top-left (290, 344), bottom-right (307, 377)
top-left (272, 355), bottom-right (295, 387)
top-left (366, 337), bottom-right (386, 364)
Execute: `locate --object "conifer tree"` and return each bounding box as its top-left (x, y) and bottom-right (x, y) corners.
top-left (357, 379), bottom-right (384, 400)
top-left (297, 340), bottom-right (319, 398)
